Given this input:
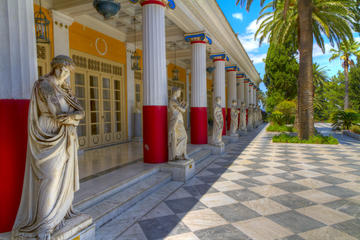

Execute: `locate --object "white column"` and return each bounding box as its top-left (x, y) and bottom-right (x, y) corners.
top-left (0, 0), bottom-right (37, 99)
top-left (186, 69), bottom-right (190, 129)
top-left (191, 43), bottom-right (207, 108)
top-left (126, 43), bottom-right (135, 139)
top-left (249, 84), bottom-right (253, 105)
top-left (213, 60), bottom-right (226, 108)
top-left (51, 10), bottom-right (73, 56)
top-left (142, 4), bottom-right (167, 106)
top-left (244, 80), bottom-right (249, 108)
top-left (141, 1), bottom-right (168, 163)
top-left (238, 74), bottom-right (245, 107)
top-left (227, 70), bottom-right (237, 107)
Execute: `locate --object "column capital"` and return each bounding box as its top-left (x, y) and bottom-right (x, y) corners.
top-left (244, 78), bottom-right (251, 83)
top-left (185, 32), bottom-right (212, 45)
top-left (236, 73), bottom-right (246, 79)
top-left (130, 0), bottom-right (176, 9)
top-left (51, 10), bottom-right (73, 28)
top-left (210, 53), bottom-right (229, 62)
top-left (225, 65), bottom-right (239, 72)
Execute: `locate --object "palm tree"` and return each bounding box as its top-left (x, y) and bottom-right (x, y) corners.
top-left (237, 0), bottom-right (355, 139)
top-left (329, 39), bottom-right (360, 109)
top-left (313, 63), bottom-right (328, 113)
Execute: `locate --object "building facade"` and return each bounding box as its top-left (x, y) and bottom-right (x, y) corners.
top-left (0, 0), bottom-right (260, 232)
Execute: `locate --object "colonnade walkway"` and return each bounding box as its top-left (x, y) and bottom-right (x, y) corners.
top-left (107, 123), bottom-right (360, 240)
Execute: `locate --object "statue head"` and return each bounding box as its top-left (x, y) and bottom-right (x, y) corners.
top-left (171, 87), bottom-right (181, 99)
top-left (50, 55), bottom-right (75, 84)
top-left (241, 101), bottom-right (245, 107)
top-left (232, 100), bottom-right (237, 107)
top-left (215, 96), bottom-right (221, 105)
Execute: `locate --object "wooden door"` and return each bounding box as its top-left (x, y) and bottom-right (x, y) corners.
top-left (88, 73), bottom-right (102, 146)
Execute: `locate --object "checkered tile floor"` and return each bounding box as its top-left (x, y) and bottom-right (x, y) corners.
top-left (119, 123), bottom-right (360, 240)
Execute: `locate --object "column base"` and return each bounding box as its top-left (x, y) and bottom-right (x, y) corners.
top-left (190, 107), bottom-right (208, 144)
top-left (143, 106), bottom-right (168, 164)
top-left (222, 108), bottom-right (226, 136)
top-left (227, 108), bottom-right (231, 131)
top-left (0, 99), bottom-right (29, 232)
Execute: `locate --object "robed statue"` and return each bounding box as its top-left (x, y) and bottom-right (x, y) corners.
top-left (247, 104), bottom-right (254, 130)
top-left (229, 100), bottom-right (239, 136)
top-left (11, 56), bottom-right (85, 240)
top-left (212, 96), bottom-right (224, 147)
top-left (168, 87), bottom-right (190, 161)
top-left (240, 102), bottom-right (247, 132)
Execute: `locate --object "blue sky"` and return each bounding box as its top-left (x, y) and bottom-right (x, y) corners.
top-left (217, 0), bottom-right (360, 93)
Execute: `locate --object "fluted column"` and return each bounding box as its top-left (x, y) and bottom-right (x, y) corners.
top-left (226, 66), bottom-right (237, 131)
top-left (244, 78), bottom-right (250, 124)
top-left (237, 73), bottom-right (245, 128)
top-left (141, 0), bottom-right (168, 163)
top-left (0, 0), bottom-right (37, 232)
top-left (185, 33), bottom-right (212, 144)
top-left (211, 54), bottom-right (228, 135)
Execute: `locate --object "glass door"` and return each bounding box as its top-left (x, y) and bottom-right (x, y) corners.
top-left (73, 71), bottom-right (88, 147)
top-left (89, 74), bottom-right (102, 147)
top-left (101, 75), bottom-right (113, 144)
top-left (113, 78), bottom-right (123, 141)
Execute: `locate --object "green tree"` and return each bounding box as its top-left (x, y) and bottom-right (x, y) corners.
top-left (313, 63), bottom-right (329, 120)
top-left (329, 39), bottom-right (360, 109)
top-left (264, 42), bottom-right (298, 100)
top-left (349, 63), bottom-right (360, 110)
top-left (237, 0), bottom-right (355, 139)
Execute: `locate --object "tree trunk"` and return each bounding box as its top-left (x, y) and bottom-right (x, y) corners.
top-left (297, 0), bottom-right (314, 139)
top-left (344, 63), bottom-right (349, 109)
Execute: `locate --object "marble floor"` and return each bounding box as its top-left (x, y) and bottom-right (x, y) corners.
top-left (117, 123), bottom-right (360, 240)
top-left (78, 141), bottom-right (144, 180)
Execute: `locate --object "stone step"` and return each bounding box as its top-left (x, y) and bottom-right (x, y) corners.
top-left (82, 171), bottom-right (172, 229)
top-left (96, 181), bottom-right (183, 240)
top-left (190, 148), bottom-right (212, 164)
top-left (74, 167), bottom-right (160, 212)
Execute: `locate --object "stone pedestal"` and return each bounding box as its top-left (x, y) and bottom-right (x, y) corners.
top-left (133, 112), bottom-right (143, 142)
top-left (0, 214), bottom-right (95, 240)
top-left (210, 144), bottom-right (225, 154)
top-left (161, 159), bottom-right (195, 182)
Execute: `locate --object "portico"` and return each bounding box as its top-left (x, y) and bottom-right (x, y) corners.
top-left (0, 0), bottom-right (261, 234)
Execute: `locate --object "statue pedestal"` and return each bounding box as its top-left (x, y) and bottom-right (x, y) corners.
top-left (161, 159), bottom-right (195, 182)
top-left (0, 214), bottom-right (95, 240)
top-left (210, 144), bottom-right (225, 155)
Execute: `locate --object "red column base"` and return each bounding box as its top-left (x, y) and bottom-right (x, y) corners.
top-left (143, 106), bottom-right (168, 163)
top-left (238, 108), bottom-right (240, 128)
top-left (0, 99), bottom-right (29, 233)
top-left (227, 108), bottom-right (231, 131)
top-left (222, 108), bottom-right (226, 136)
top-left (246, 109), bottom-right (249, 125)
top-left (190, 107), bottom-right (208, 144)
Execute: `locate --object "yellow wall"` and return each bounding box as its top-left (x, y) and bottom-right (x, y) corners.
top-left (69, 22), bottom-right (127, 65)
top-left (34, 4), bottom-right (54, 58)
top-left (167, 63), bottom-right (186, 83)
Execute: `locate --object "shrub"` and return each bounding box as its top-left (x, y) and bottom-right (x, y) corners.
top-left (267, 124), bottom-right (296, 132)
top-left (350, 125), bottom-right (360, 134)
top-left (330, 110), bottom-right (360, 130)
top-left (275, 100), bottom-right (296, 124)
top-left (270, 111), bottom-right (285, 125)
top-left (272, 133), bottom-right (338, 144)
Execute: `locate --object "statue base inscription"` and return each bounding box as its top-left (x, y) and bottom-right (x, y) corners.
top-left (161, 159), bottom-right (195, 182)
top-left (0, 214), bottom-right (95, 240)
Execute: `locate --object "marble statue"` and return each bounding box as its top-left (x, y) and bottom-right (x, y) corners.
top-left (229, 100), bottom-right (239, 136)
top-left (240, 102), bottom-right (247, 132)
top-left (11, 55), bottom-right (85, 240)
top-left (133, 101), bottom-right (142, 141)
top-left (212, 96), bottom-right (224, 147)
top-left (168, 87), bottom-right (190, 161)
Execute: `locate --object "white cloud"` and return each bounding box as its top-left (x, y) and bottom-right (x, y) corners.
top-left (312, 43), bottom-right (333, 57)
top-left (249, 53), bottom-right (267, 64)
top-left (232, 13), bottom-right (243, 21)
top-left (238, 19), bottom-right (268, 53)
